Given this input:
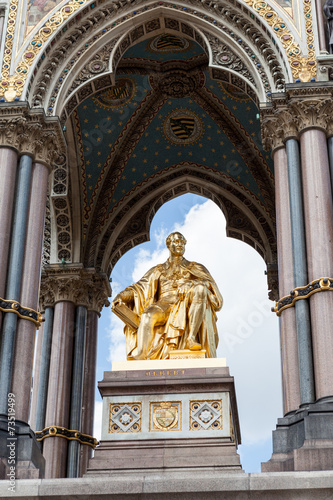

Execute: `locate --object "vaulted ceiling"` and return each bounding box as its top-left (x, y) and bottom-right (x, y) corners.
top-left (66, 33), bottom-right (276, 295)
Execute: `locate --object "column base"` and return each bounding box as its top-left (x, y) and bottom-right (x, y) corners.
top-left (262, 397), bottom-right (333, 472)
top-left (0, 415), bottom-right (45, 479)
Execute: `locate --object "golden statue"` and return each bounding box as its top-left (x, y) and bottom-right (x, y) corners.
top-left (111, 232), bottom-right (223, 360)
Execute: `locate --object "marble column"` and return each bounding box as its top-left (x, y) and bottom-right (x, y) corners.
top-left (0, 155), bottom-right (33, 414)
top-left (67, 305), bottom-right (87, 478)
top-left (33, 307), bottom-right (54, 433)
top-left (285, 138), bottom-right (315, 405)
top-left (79, 310), bottom-right (99, 476)
top-left (43, 301), bottom-right (75, 478)
top-left (12, 162), bottom-right (49, 422)
top-left (316, 0), bottom-right (329, 52)
top-left (0, 9), bottom-right (5, 47)
top-left (0, 148), bottom-right (18, 330)
top-left (273, 146), bottom-right (301, 414)
top-left (29, 314), bottom-right (45, 431)
top-left (327, 136), bottom-right (333, 191)
top-left (300, 129), bottom-right (333, 400)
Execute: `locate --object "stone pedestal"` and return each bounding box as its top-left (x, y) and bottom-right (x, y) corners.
top-left (262, 397), bottom-right (333, 471)
top-left (87, 358), bottom-right (242, 475)
top-left (0, 415), bottom-right (45, 479)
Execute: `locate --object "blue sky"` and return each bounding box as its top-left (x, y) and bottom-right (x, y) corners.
top-left (94, 193), bottom-right (282, 473)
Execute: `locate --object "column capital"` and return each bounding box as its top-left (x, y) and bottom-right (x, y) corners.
top-left (260, 85), bottom-right (333, 151)
top-left (0, 103), bottom-right (65, 167)
top-left (40, 264), bottom-right (111, 314)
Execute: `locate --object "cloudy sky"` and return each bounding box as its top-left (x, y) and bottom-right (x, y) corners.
top-left (94, 194), bottom-right (282, 472)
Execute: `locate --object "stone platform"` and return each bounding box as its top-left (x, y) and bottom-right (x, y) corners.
top-left (1, 471), bottom-right (333, 499)
top-left (87, 358), bottom-right (242, 474)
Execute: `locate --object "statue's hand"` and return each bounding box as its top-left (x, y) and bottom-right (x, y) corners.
top-left (112, 289), bottom-right (134, 308)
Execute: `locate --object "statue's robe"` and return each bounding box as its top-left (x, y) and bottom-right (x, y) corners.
top-left (123, 258), bottom-right (223, 360)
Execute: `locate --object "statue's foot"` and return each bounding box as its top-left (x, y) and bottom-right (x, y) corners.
top-left (187, 338), bottom-right (201, 351)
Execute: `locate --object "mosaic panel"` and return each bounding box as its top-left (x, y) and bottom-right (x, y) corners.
top-left (109, 402), bottom-right (142, 433)
top-left (190, 400), bottom-right (223, 431)
top-left (149, 401), bottom-right (182, 432)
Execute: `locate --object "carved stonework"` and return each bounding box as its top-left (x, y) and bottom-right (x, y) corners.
top-left (0, 105), bottom-right (65, 165)
top-left (21, 0), bottom-right (289, 113)
top-left (63, 40), bottom-right (120, 101)
top-left (267, 262), bottom-right (279, 302)
top-left (39, 265), bottom-right (111, 313)
top-left (260, 105), bottom-right (297, 152)
top-left (158, 72), bottom-right (201, 98)
top-left (206, 34), bottom-right (256, 87)
top-left (50, 154), bottom-right (72, 264)
top-left (42, 191), bottom-right (51, 267)
top-left (260, 86), bottom-right (333, 151)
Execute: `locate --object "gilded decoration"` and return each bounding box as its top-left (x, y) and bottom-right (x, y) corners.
top-left (111, 232), bottom-right (223, 360)
top-left (109, 402), bottom-right (142, 433)
top-left (169, 349), bottom-right (206, 359)
top-left (150, 401), bottom-right (181, 431)
top-left (35, 425), bottom-right (98, 448)
top-left (1, 0), bottom-right (91, 100)
top-left (243, 0), bottom-right (316, 81)
top-left (92, 78), bottom-right (137, 110)
top-left (26, 0), bottom-right (64, 36)
top-left (1, 0), bottom-right (314, 101)
top-left (189, 400), bottom-right (223, 431)
top-left (274, 277), bottom-right (333, 316)
top-left (162, 108), bottom-right (204, 145)
top-left (0, 298), bottom-right (42, 327)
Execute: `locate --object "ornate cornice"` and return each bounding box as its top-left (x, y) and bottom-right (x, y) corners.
top-left (260, 85), bottom-right (333, 151)
top-left (40, 265), bottom-right (111, 313)
top-left (0, 104), bottom-right (65, 165)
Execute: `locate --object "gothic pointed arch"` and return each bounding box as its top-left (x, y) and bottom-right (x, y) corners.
top-left (27, 1), bottom-right (281, 299)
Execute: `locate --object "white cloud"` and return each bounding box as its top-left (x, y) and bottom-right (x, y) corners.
top-left (102, 198), bottom-right (282, 469)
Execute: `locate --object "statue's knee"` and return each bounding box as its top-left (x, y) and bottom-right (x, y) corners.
top-left (193, 284), bottom-right (207, 300)
top-left (141, 312), bottom-right (152, 326)
top-left (140, 309), bottom-right (158, 328)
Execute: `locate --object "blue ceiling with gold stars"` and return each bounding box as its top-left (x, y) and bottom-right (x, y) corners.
top-left (73, 34), bottom-right (273, 240)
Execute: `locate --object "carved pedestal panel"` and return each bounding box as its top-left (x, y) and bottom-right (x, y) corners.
top-left (87, 359), bottom-right (242, 474)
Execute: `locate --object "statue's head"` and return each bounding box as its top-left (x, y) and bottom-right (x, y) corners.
top-left (166, 232), bottom-right (187, 256)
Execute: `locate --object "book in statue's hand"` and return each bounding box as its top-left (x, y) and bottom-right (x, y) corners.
top-left (111, 302), bottom-right (140, 330)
